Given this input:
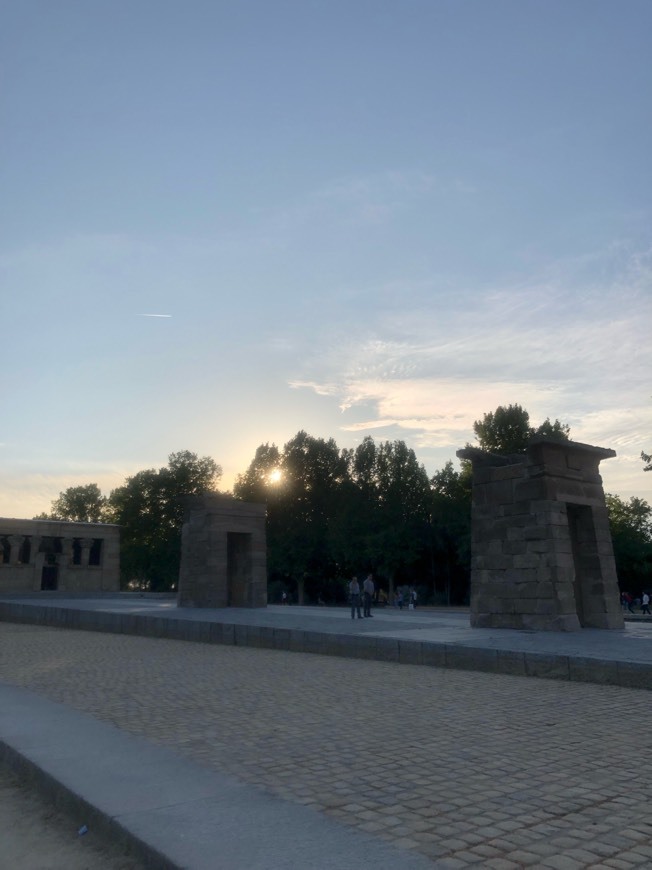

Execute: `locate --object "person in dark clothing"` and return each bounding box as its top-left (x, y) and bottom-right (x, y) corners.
top-left (363, 574), bottom-right (375, 617)
top-left (349, 576), bottom-right (363, 620)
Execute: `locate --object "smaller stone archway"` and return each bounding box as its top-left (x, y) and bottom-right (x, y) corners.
top-left (457, 436), bottom-right (623, 631)
top-left (178, 495), bottom-right (267, 608)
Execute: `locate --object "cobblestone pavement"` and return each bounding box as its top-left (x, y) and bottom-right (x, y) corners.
top-left (1, 623), bottom-right (651, 870)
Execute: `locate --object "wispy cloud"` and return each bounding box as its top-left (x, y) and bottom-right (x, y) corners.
top-left (288, 245), bottom-right (652, 477)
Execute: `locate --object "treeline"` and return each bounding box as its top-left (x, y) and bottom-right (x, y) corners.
top-left (233, 432), bottom-right (471, 605)
top-left (35, 451), bottom-right (221, 591)
top-left (35, 404), bottom-right (652, 600)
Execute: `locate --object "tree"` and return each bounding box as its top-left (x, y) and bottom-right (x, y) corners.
top-left (430, 460), bottom-right (472, 605)
top-left (343, 437), bottom-right (432, 595)
top-left (233, 443), bottom-right (282, 503)
top-left (642, 451), bottom-right (651, 472)
top-left (275, 431), bottom-right (349, 602)
top-left (235, 432), bottom-right (435, 604)
top-left (605, 493), bottom-right (652, 593)
top-left (235, 432), bottom-right (349, 602)
top-left (108, 451), bottom-right (221, 590)
top-left (473, 404), bottom-right (570, 454)
top-left (34, 483), bottom-right (108, 523)
top-left (536, 417), bottom-right (572, 440)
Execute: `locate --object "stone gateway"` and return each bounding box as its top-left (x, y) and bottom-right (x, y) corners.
top-left (177, 495), bottom-right (267, 608)
top-left (457, 436), bottom-right (623, 631)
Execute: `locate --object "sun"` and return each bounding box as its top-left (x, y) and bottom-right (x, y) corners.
top-left (268, 468), bottom-right (283, 484)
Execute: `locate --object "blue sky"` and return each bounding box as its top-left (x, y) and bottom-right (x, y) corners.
top-left (2, 0), bottom-right (651, 518)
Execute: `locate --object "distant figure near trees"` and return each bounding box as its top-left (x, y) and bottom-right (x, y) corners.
top-left (621, 592), bottom-right (634, 613)
top-left (349, 576), bottom-right (362, 620)
top-left (363, 573), bottom-right (375, 618)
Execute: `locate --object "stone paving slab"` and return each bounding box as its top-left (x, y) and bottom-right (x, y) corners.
top-left (0, 683), bottom-right (432, 870)
top-left (1, 595), bottom-right (651, 689)
top-left (1, 623), bottom-right (652, 869)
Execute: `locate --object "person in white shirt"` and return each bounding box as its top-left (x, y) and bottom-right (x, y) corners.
top-left (642, 591), bottom-right (651, 615)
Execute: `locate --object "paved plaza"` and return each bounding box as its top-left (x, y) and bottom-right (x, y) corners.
top-left (1, 619), bottom-right (651, 869)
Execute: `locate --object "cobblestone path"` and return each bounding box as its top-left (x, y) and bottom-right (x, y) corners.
top-left (1, 623), bottom-right (651, 869)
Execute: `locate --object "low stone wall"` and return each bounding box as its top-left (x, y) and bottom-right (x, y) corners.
top-left (1, 600), bottom-right (649, 690)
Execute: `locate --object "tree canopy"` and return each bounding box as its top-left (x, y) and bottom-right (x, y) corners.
top-left (107, 450), bottom-right (221, 590)
top-left (605, 493), bottom-right (652, 593)
top-left (34, 483), bottom-right (108, 523)
top-left (473, 403), bottom-right (570, 454)
top-left (235, 431), bottom-right (466, 604)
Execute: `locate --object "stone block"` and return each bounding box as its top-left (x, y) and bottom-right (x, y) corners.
top-left (288, 629), bottom-right (307, 652)
top-left (469, 612), bottom-right (492, 628)
top-left (208, 622), bottom-right (224, 645)
top-left (398, 641), bottom-right (422, 665)
top-left (569, 657), bottom-right (620, 686)
top-left (486, 540), bottom-right (504, 555)
top-left (272, 628), bottom-right (291, 650)
top-left (513, 554), bottom-right (542, 569)
top-left (511, 582), bottom-right (540, 599)
top-left (301, 631), bottom-right (329, 655)
top-left (505, 568), bottom-right (536, 583)
top-left (496, 649), bottom-right (527, 676)
top-left (527, 540), bottom-right (554, 554)
top-left (616, 662), bottom-right (652, 690)
top-left (374, 637), bottom-right (400, 662)
top-left (514, 479), bottom-right (548, 502)
top-left (421, 643), bottom-right (446, 667)
top-left (348, 636), bottom-right (377, 660)
top-left (504, 541), bottom-right (527, 556)
top-left (258, 627), bottom-right (276, 651)
top-left (523, 526), bottom-right (548, 541)
top-left (535, 599), bottom-right (559, 616)
top-left (512, 599), bottom-right (539, 614)
top-left (524, 652), bottom-right (570, 679)
top-left (245, 625), bottom-right (263, 648)
top-left (582, 611), bottom-right (624, 630)
top-left (444, 645), bottom-right (499, 673)
top-left (321, 633), bottom-right (353, 658)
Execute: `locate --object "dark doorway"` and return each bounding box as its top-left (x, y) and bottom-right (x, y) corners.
top-left (566, 504), bottom-right (599, 627)
top-left (227, 532), bottom-right (252, 607)
top-left (41, 565), bottom-right (59, 590)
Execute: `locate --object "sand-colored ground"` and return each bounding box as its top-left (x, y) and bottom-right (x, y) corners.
top-left (0, 768), bottom-right (144, 870)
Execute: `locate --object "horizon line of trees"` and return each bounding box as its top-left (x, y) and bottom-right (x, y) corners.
top-left (34, 404), bottom-right (652, 600)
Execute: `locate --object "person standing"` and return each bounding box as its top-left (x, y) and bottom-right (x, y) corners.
top-left (642, 591), bottom-right (651, 615)
top-left (363, 573), bottom-right (375, 618)
top-left (349, 576), bottom-right (363, 620)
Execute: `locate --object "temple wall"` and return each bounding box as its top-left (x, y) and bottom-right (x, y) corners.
top-left (0, 517), bottom-right (120, 593)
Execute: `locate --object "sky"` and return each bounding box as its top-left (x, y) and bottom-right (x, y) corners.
top-left (1, 0), bottom-right (651, 519)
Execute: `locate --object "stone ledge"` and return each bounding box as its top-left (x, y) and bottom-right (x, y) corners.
top-left (1, 602), bottom-right (650, 691)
